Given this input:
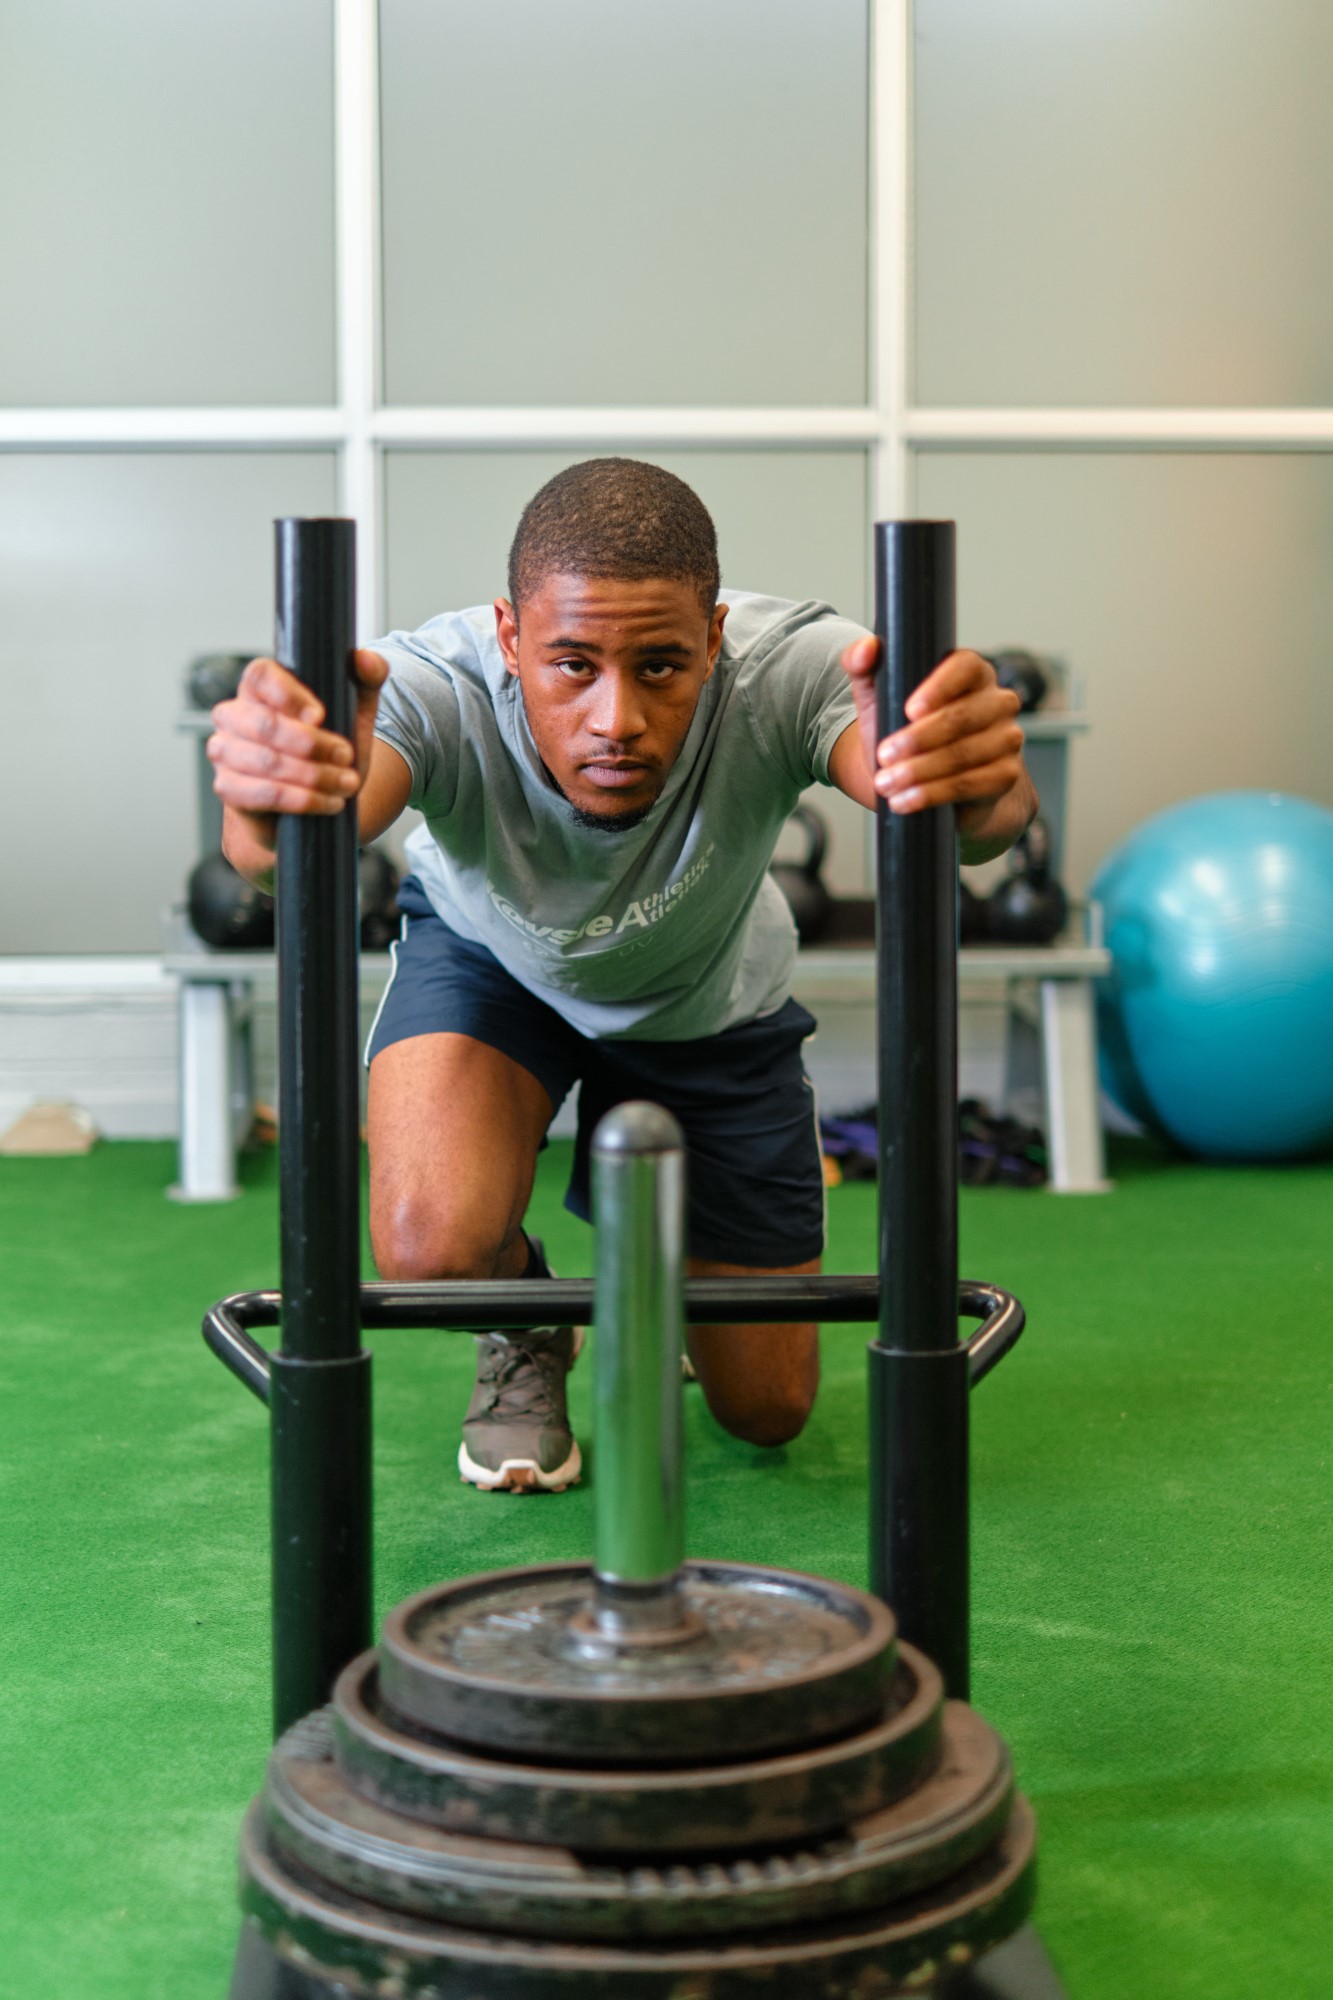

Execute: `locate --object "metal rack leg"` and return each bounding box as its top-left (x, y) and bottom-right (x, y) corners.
top-left (168, 979), bottom-right (241, 1203)
top-left (1040, 977), bottom-right (1111, 1193)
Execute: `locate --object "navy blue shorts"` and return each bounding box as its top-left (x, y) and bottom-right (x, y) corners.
top-left (365, 878), bottom-right (825, 1266)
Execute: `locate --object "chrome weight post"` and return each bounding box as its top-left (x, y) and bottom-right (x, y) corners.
top-left (372, 1099), bottom-right (896, 1768)
top-left (588, 1102), bottom-right (696, 1640)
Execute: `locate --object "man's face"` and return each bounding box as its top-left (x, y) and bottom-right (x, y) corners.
top-left (495, 573), bottom-right (726, 828)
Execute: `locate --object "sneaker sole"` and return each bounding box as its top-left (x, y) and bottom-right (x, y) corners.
top-left (458, 1437), bottom-right (582, 1494)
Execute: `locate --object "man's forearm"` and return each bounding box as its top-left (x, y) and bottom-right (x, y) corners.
top-left (222, 805), bottom-right (278, 894)
top-left (206, 649), bottom-right (399, 888)
top-left (956, 768), bottom-right (1039, 866)
top-left (220, 740), bottom-right (412, 893)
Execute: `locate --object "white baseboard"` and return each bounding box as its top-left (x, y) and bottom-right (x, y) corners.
top-left (0, 957), bottom-right (1068, 1148)
top-left (0, 959), bottom-right (179, 1140)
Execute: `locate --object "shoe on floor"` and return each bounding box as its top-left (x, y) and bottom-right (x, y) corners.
top-left (459, 1319), bottom-right (583, 1494)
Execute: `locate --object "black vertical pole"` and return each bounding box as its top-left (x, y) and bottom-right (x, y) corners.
top-left (269, 517), bottom-right (372, 1738)
top-left (868, 520), bottom-right (971, 1701)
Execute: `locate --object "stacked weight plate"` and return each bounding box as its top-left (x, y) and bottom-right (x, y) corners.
top-left (234, 1560), bottom-right (1036, 1999)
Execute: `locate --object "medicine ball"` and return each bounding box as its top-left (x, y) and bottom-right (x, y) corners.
top-left (187, 851), bottom-right (275, 950)
top-left (185, 653), bottom-right (251, 710)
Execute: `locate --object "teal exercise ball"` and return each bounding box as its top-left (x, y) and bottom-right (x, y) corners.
top-left (1092, 792), bottom-right (1333, 1161)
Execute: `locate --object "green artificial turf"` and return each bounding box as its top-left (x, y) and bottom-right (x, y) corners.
top-left (1, 1134), bottom-right (1331, 1997)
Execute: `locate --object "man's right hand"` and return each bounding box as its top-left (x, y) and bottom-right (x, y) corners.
top-left (209, 649), bottom-right (389, 883)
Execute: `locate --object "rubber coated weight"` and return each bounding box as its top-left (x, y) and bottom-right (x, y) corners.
top-left (333, 1645), bottom-right (942, 1855)
top-left (239, 1794), bottom-right (1035, 1998)
top-left (378, 1563), bottom-right (896, 1765)
top-left (263, 1700), bottom-right (1010, 1943)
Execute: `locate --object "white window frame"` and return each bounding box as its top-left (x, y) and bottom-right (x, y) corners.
top-left (3, 0), bottom-right (1331, 647)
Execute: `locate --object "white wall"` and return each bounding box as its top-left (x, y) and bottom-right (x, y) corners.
top-left (5, 0), bottom-right (1333, 954)
top-left (0, 454), bottom-right (339, 953)
top-left (916, 453), bottom-right (1333, 890)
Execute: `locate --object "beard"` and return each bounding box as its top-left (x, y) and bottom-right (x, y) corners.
top-left (565, 797), bottom-right (659, 834)
top-left (543, 762), bottom-right (662, 833)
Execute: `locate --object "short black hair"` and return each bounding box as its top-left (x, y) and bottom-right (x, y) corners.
top-left (507, 458), bottom-right (720, 616)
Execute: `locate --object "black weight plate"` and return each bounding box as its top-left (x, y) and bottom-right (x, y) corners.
top-left (334, 1644), bottom-right (942, 1855)
top-left (240, 1792), bottom-right (1036, 1998)
top-left (379, 1562), bottom-right (896, 1764)
top-left (264, 1699), bottom-right (1010, 1942)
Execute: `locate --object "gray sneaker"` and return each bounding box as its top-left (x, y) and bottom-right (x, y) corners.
top-left (458, 1322), bottom-right (583, 1493)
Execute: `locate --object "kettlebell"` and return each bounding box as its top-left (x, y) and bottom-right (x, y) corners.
top-left (359, 845), bottom-right (402, 952)
top-left (187, 850), bottom-right (275, 949)
top-left (985, 648), bottom-right (1049, 714)
top-left (986, 817), bottom-right (1068, 946)
top-left (958, 874), bottom-right (989, 945)
top-left (185, 652), bottom-right (251, 710)
top-left (769, 805), bottom-right (835, 946)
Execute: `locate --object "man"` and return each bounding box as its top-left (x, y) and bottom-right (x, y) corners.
top-left (211, 459), bottom-right (1035, 1493)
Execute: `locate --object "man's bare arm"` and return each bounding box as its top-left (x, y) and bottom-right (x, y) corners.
top-left (827, 638), bottom-right (1037, 864)
top-left (210, 650), bottom-right (413, 890)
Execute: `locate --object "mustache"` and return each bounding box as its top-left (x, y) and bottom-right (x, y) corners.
top-left (540, 758), bottom-right (662, 832)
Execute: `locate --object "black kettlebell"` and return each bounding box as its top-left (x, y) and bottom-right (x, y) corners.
top-left (986, 817), bottom-right (1068, 946)
top-left (187, 851), bottom-right (275, 949)
top-left (985, 648), bottom-right (1049, 714)
top-left (185, 652), bottom-right (251, 710)
top-left (959, 874), bottom-right (989, 945)
top-left (769, 805), bottom-right (835, 946)
top-left (359, 846), bottom-right (402, 952)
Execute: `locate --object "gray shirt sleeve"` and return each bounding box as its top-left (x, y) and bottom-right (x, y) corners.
top-left (371, 637), bottom-right (462, 817)
top-left (738, 603), bottom-right (864, 792)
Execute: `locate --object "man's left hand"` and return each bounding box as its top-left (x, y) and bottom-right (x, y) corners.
top-left (838, 638), bottom-right (1036, 861)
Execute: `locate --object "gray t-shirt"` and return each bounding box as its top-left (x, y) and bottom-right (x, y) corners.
top-left (372, 590), bottom-right (863, 1041)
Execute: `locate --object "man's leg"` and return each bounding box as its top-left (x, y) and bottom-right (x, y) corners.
top-left (571, 999), bottom-right (827, 1453)
top-left (684, 1256), bottom-right (820, 1448)
top-left (368, 1030), bottom-right (551, 1283)
top-left (368, 1031), bottom-right (581, 1492)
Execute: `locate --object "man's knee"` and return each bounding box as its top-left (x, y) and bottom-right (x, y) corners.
top-left (688, 1323), bottom-right (820, 1448)
top-left (714, 1386), bottom-right (816, 1449)
top-left (372, 1195), bottom-right (515, 1282)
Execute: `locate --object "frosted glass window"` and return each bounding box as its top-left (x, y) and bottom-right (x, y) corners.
top-left (0, 0), bottom-right (335, 407)
top-left (1, 453), bottom-right (339, 952)
top-left (914, 0), bottom-right (1333, 407)
top-left (914, 452), bottom-right (1333, 890)
top-left (383, 449), bottom-right (872, 889)
top-left (380, 0), bottom-right (869, 407)
top-left (384, 450), bottom-right (869, 628)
